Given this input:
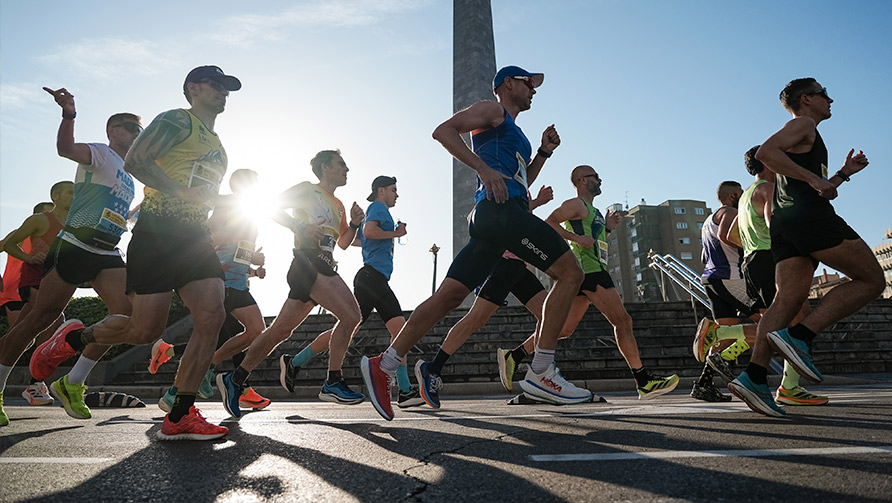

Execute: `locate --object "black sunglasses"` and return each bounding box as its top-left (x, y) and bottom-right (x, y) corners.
top-left (113, 122), bottom-right (143, 134)
top-left (809, 87), bottom-right (831, 100)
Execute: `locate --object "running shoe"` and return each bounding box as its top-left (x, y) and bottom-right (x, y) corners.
top-left (767, 328), bottom-right (823, 382)
top-left (22, 382), bottom-right (54, 405)
top-left (49, 376), bottom-right (91, 419)
top-left (690, 381), bottom-right (731, 402)
top-left (279, 354), bottom-right (300, 392)
top-left (148, 340), bottom-right (173, 374)
top-left (319, 378), bottom-right (365, 405)
top-left (396, 386), bottom-right (425, 408)
top-left (239, 387), bottom-right (271, 410)
top-left (30, 319), bottom-right (85, 381)
top-left (158, 387), bottom-right (176, 413)
top-left (198, 367), bottom-right (215, 399)
top-left (728, 371), bottom-right (786, 417)
top-left (217, 372), bottom-right (244, 418)
top-left (692, 317), bottom-right (719, 362)
top-left (0, 392), bottom-right (8, 426)
top-left (497, 348), bottom-right (518, 391)
top-left (518, 363), bottom-right (593, 405)
top-left (414, 360), bottom-right (442, 409)
top-left (637, 374), bottom-right (680, 399)
top-left (360, 355), bottom-right (394, 421)
top-left (706, 352), bottom-right (735, 383)
top-left (156, 406), bottom-right (228, 441)
top-left (775, 385), bottom-right (829, 406)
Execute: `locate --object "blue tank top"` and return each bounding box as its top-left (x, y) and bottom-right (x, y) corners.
top-left (216, 241), bottom-right (252, 290)
top-left (470, 108), bottom-right (532, 204)
top-left (700, 208), bottom-right (743, 280)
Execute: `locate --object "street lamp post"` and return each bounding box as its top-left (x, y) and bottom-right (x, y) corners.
top-left (429, 243), bottom-right (440, 295)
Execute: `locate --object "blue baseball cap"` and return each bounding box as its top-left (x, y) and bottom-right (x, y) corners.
top-left (492, 66), bottom-right (544, 93)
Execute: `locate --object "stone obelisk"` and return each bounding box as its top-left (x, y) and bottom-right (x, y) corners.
top-left (452, 0), bottom-right (496, 258)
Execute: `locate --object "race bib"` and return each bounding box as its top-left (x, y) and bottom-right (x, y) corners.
top-left (821, 163), bottom-right (828, 179)
top-left (100, 207), bottom-right (127, 236)
top-left (189, 161), bottom-right (224, 210)
top-left (598, 240), bottom-right (609, 266)
top-left (514, 152), bottom-right (529, 189)
top-left (233, 240), bottom-right (255, 265)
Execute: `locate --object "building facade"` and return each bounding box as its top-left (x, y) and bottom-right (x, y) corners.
top-left (872, 227), bottom-right (892, 299)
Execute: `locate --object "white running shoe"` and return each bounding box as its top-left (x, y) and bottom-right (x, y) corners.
top-left (22, 382), bottom-right (54, 406)
top-left (518, 363), bottom-right (592, 405)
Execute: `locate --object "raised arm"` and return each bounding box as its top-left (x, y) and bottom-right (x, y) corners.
top-left (756, 117), bottom-right (838, 199)
top-left (337, 202), bottom-right (364, 250)
top-left (529, 185), bottom-right (553, 211)
top-left (526, 125), bottom-right (561, 185)
top-left (545, 198), bottom-right (593, 247)
top-left (43, 87), bottom-right (93, 165)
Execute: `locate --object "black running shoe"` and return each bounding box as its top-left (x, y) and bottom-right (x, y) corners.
top-left (279, 354), bottom-right (300, 392)
top-left (706, 353), bottom-right (735, 383)
top-left (690, 381), bottom-right (732, 402)
top-left (397, 386), bottom-right (425, 408)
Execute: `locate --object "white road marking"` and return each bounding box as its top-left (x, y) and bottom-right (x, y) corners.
top-left (530, 445), bottom-right (892, 462)
top-left (0, 457), bottom-right (113, 464)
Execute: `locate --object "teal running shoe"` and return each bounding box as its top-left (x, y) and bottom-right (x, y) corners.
top-left (728, 371), bottom-right (786, 417)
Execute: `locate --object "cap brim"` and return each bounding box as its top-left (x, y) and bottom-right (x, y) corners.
top-left (209, 75), bottom-right (242, 91)
top-left (530, 73), bottom-right (544, 88)
top-left (367, 192), bottom-right (377, 202)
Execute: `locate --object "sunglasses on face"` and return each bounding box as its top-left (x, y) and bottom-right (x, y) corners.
top-left (809, 87), bottom-right (831, 100)
top-left (199, 78), bottom-right (228, 92)
top-left (583, 174), bottom-right (601, 182)
top-left (511, 75), bottom-right (536, 90)
top-left (113, 122), bottom-right (143, 134)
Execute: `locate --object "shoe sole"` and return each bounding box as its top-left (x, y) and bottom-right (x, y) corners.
top-left (728, 380), bottom-right (786, 417)
top-left (22, 392), bottom-right (54, 406)
top-left (496, 349), bottom-right (512, 391)
top-left (49, 380), bottom-right (90, 419)
top-left (148, 340), bottom-right (170, 374)
top-left (775, 396), bottom-right (829, 406)
top-left (360, 356), bottom-right (394, 421)
top-left (318, 392), bottom-right (364, 405)
top-left (156, 431), bottom-right (227, 441)
top-left (279, 355), bottom-right (294, 392)
top-left (413, 360), bottom-right (440, 409)
top-left (216, 374), bottom-right (242, 418)
top-left (638, 376), bottom-right (679, 400)
top-left (767, 332), bottom-right (823, 383)
top-left (517, 379), bottom-right (592, 405)
top-left (692, 318), bottom-right (714, 363)
top-left (239, 400), bottom-right (271, 410)
top-left (158, 397), bottom-right (173, 413)
top-left (397, 397), bottom-right (426, 408)
top-left (706, 356), bottom-right (735, 383)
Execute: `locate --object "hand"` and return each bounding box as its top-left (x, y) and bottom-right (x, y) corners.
top-left (252, 247), bottom-right (265, 267)
top-left (533, 185), bottom-right (554, 205)
top-left (842, 149), bottom-right (869, 176)
top-left (394, 222), bottom-right (407, 237)
top-left (478, 165), bottom-right (512, 203)
top-left (253, 266), bottom-right (266, 279)
top-left (606, 209), bottom-right (622, 230)
top-left (540, 124), bottom-right (561, 154)
top-left (176, 185), bottom-right (213, 203)
top-left (576, 236), bottom-right (595, 248)
top-left (809, 176), bottom-right (838, 200)
top-left (43, 87), bottom-right (76, 116)
top-left (304, 223), bottom-right (325, 242)
top-left (349, 202), bottom-right (364, 228)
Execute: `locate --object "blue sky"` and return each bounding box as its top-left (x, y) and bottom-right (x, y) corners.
top-left (2, 0), bottom-right (890, 315)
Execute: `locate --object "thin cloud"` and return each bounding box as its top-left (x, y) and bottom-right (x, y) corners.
top-left (38, 38), bottom-right (176, 82)
top-left (0, 82), bottom-right (44, 111)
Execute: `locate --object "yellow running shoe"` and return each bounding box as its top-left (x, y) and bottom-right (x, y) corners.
top-left (774, 385), bottom-right (829, 406)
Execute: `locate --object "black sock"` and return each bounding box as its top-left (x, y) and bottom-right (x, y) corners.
top-left (231, 351), bottom-right (245, 369)
top-left (173, 343), bottom-right (189, 355)
top-left (510, 345), bottom-right (529, 364)
top-left (66, 329), bottom-right (87, 352)
top-left (631, 367), bottom-right (651, 387)
top-left (745, 363), bottom-right (769, 385)
top-left (427, 348), bottom-right (451, 376)
top-left (30, 376), bottom-right (38, 384)
top-left (168, 392), bottom-right (196, 422)
top-left (788, 324), bottom-right (817, 343)
top-left (327, 370), bottom-right (343, 384)
top-left (697, 363), bottom-right (715, 387)
top-left (232, 366), bottom-right (251, 387)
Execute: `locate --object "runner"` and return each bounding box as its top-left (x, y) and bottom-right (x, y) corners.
top-left (541, 165), bottom-right (679, 399)
top-left (29, 65), bottom-right (241, 439)
top-left (278, 175), bottom-right (424, 409)
top-left (217, 149), bottom-right (365, 418)
top-left (728, 78), bottom-right (884, 416)
top-left (362, 65), bottom-right (591, 421)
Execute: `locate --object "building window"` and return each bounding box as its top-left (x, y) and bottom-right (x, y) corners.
top-left (632, 242), bottom-right (639, 252)
top-left (679, 237), bottom-right (690, 245)
top-left (636, 272), bottom-right (642, 282)
top-left (695, 207), bottom-right (705, 215)
top-left (634, 257), bottom-right (640, 267)
top-left (674, 207), bottom-right (686, 214)
top-left (630, 228), bottom-right (637, 238)
top-left (681, 252), bottom-right (693, 260)
top-left (676, 222), bottom-right (688, 229)
top-left (697, 222), bottom-right (703, 230)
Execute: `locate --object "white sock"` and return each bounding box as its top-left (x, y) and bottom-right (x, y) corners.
top-left (67, 356), bottom-right (98, 385)
top-left (0, 364), bottom-right (12, 392)
top-left (380, 347), bottom-right (401, 373)
top-left (531, 346), bottom-right (555, 374)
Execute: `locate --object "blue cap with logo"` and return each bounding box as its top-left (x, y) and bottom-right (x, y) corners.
top-left (492, 65), bottom-right (544, 93)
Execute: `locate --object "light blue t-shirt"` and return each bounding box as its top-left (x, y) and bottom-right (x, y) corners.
top-left (359, 201), bottom-right (395, 279)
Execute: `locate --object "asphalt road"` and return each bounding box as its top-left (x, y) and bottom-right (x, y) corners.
top-left (2, 384), bottom-right (891, 502)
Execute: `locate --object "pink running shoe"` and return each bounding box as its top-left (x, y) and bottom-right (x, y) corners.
top-left (30, 319), bottom-right (84, 381)
top-left (156, 406), bottom-right (228, 441)
top-left (361, 355), bottom-right (394, 421)
top-left (148, 340), bottom-right (173, 374)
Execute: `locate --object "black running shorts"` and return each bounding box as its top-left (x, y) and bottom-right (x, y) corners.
top-left (223, 287), bottom-right (257, 313)
top-left (703, 277), bottom-right (757, 319)
top-left (126, 229), bottom-right (224, 294)
top-left (771, 214), bottom-right (860, 264)
top-left (447, 197), bottom-right (571, 291)
top-left (477, 257), bottom-right (545, 306)
top-left (742, 250), bottom-right (775, 310)
top-left (44, 237), bottom-right (125, 286)
top-left (578, 270), bottom-right (615, 296)
top-left (286, 248), bottom-right (338, 303)
top-left (353, 264), bottom-right (403, 323)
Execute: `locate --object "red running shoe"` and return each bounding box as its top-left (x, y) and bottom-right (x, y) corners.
top-left (30, 319), bottom-right (84, 381)
top-left (148, 340), bottom-right (173, 374)
top-left (360, 355), bottom-right (394, 421)
top-left (239, 387), bottom-right (271, 410)
top-left (156, 406), bottom-right (228, 441)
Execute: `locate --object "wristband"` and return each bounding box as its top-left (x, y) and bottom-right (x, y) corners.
top-left (537, 147), bottom-right (552, 159)
top-left (834, 170), bottom-right (850, 182)
top-left (62, 111), bottom-right (76, 120)
top-left (349, 221), bottom-right (360, 230)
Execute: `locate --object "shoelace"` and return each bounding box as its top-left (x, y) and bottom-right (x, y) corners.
top-left (430, 376), bottom-right (442, 392)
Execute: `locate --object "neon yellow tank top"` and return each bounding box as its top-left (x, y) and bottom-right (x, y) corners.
top-left (738, 179), bottom-right (771, 256)
top-left (289, 182), bottom-right (347, 253)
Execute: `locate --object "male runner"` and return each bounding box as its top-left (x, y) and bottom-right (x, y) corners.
top-left (412, 185), bottom-right (553, 406)
top-left (278, 175), bottom-right (424, 408)
top-left (217, 149), bottom-right (365, 418)
top-left (362, 65), bottom-right (591, 421)
top-left (30, 65), bottom-right (241, 439)
top-left (157, 169), bottom-right (271, 412)
top-left (728, 78), bottom-right (883, 416)
top-left (542, 165), bottom-right (679, 399)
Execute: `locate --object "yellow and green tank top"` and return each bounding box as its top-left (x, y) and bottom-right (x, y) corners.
top-left (141, 109), bottom-right (227, 227)
top-left (738, 179), bottom-right (771, 257)
top-left (564, 199), bottom-right (608, 274)
top-left (289, 182), bottom-right (347, 253)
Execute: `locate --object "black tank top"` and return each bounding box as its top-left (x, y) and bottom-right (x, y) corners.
top-left (772, 129), bottom-right (835, 230)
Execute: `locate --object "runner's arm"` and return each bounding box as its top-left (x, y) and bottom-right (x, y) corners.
top-left (123, 109), bottom-right (194, 198)
top-left (526, 125), bottom-right (561, 185)
top-left (544, 199), bottom-right (593, 246)
top-left (717, 207), bottom-right (740, 249)
top-left (1, 214), bottom-right (49, 263)
top-left (726, 215), bottom-right (742, 249)
top-left (756, 117), bottom-right (836, 199)
top-left (43, 87), bottom-right (93, 165)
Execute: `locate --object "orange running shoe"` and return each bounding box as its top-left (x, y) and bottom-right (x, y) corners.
top-left (156, 406), bottom-right (228, 441)
top-left (30, 319), bottom-right (84, 381)
top-left (239, 387), bottom-right (271, 410)
top-left (148, 340), bottom-right (173, 374)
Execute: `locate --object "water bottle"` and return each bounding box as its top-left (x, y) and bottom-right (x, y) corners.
top-left (397, 220), bottom-right (407, 245)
